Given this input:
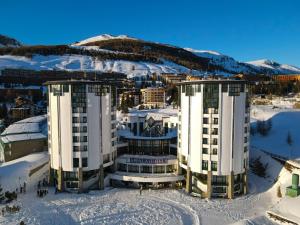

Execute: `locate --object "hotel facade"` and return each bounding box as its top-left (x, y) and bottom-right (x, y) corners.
top-left (177, 80), bottom-right (250, 198)
top-left (46, 80), bottom-right (117, 192)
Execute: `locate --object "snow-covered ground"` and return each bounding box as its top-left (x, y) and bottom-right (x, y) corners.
top-left (1, 147), bottom-right (295, 225)
top-left (251, 105), bottom-right (300, 161)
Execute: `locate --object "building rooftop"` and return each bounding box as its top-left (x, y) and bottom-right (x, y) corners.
top-left (177, 79), bottom-right (249, 85)
top-left (0, 115), bottom-right (47, 144)
top-left (44, 80), bottom-right (110, 85)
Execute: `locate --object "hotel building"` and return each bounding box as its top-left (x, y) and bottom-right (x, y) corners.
top-left (177, 80), bottom-right (250, 198)
top-left (46, 80), bottom-right (117, 192)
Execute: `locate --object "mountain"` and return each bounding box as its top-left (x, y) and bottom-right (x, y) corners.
top-left (0, 34), bottom-right (299, 77)
top-left (185, 48), bottom-right (300, 75)
top-left (246, 59), bottom-right (300, 75)
top-left (0, 34), bottom-right (22, 48)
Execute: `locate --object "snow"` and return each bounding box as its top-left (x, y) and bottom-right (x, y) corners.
top-left (251, 105), bottom-right (300, 161)
top-left (72, 34), bottom-right (138, 46)
top-left (246, 59), bottom-right (300, 74)
top-left (0, 54), bottom-right (202, 78)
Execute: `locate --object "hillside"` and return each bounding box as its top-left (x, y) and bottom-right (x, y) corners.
top-left (0, 34), bottom-right (299, 77)
top-left (0, 34), bottom-right (22, 48)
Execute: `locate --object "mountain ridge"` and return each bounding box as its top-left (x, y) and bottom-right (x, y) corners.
top-left (0, 34), bottom-right (299, 77)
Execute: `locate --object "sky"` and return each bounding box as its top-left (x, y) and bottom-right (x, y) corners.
top-left (1, 0), bottom-right (300, 66)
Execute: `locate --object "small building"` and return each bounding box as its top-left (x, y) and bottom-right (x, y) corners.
top-left (119, 90), bottom-right (141, 107)
top-left (272, 74), bottom-right (300, 82)
top-left (0, 115), bottom-right (48, 162)
top-left (161, 73), bottom-right (187, 85)
top-left (141, 87), bottom-right (166, 108)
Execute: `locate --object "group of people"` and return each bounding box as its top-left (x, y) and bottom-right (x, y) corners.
top-left (1, 205), bottom-right (20, 216)
top-left (36, 178), bottom-right (49, 198)
top-left (15, 182), bottom-right (26, 194)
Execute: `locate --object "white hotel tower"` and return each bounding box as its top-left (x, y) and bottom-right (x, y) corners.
top-left (178, 80), bottom-right (250, 198)
top-left (46, 80), bottom-right (117, 192)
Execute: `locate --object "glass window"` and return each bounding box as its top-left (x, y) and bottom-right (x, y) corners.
top-left (128, 165), bottom-right (139, 173)
top-left (222, 84), bottom-right (228, 92)
top-left (212, 138), bottom-right (218, 145)
top-left (73, 158), bottom-right (79, 168)
top-left (212, 148), bottom-right (218, 155)
top-left (203, 138), bottom-right (208, 144)
top-left (211, 161), bottom-right (217, 171)
top-left (202, 160), bottom-right (208, 170)
top-left (244, 146), bottom-right (248, 152)
top-left (202, 148), bottom-right (208, 154)
top-left (203, 127), bottom-right (208, 134)
top-left (203, 84), bottom-right (219, 108)
top-left (141, 165), bottom-right (152, 173)
top-left (213, 118), bottom-right (218, 124)
top-left (203, 118), bottom-right (209, 124)
top-left (244, 137), bottom-right (248, 143)
top-left (82, 158), bottom-right (88, 167)
top-left (229, 84), bottom-right (240, 96)
top-left (212, 128), bottom-right (218, 135)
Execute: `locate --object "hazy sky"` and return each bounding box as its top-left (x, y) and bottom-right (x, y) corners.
top-left (1, 0), bottom-right (300, 66)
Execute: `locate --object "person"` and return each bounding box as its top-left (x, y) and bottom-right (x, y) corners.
top-left (139, 185), bottom-right (143, 196)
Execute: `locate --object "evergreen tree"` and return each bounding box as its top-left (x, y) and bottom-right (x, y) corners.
top-left (0, 184), bottom-right (5, 203)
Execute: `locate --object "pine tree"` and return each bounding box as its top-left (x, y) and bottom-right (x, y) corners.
top-left (0, 184), bottom-right (5, 203)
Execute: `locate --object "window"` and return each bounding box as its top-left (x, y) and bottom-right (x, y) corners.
top-left (244, 137), bottom-right (248, 143)
top-left (213, 118), bottom-right (218, 125)
top-left (118, 163), bottom-right (126, 172)
top-left (203, 127), bottom-right (208, 134)
top-left (244, 146), bottom-right (248, 152)
top-left (245, 117), bottom-right (249, 123)
top-left (202, 160), bottom-right (208, 170)
top-left (82, 158), bottom-right (88, 167)
top-left (73, 136), bottom-right (79, 143)
top-left (212, 148), bottom-right (218, 155)
top-left (141, 165), bottom-right (152, 173)
top-left (229, 84), bottom-right (241, 96)
top-left (153, 165), bottom-right (165, 173)
top-left (80, 136), bottom-right (87, 142)
top-left (222, 84), bottom-right (228, 92)
top-left (203, 84), bottom-right (219, 108)
top-left (212, 138), bottom-right (218, 145)
top-left (73, 145), bottom-right (87, 152)
top-left (185, 85), bottom-right (194, 96)
top-left (212, 175), bottom-right (226, 185)
top-left (212, 128), bottom-right (218, 135)
top-left (203, 118), bottom-right (209, 124)
top-left (73, 158), bottom-right (79, 168)
top-left (211, 161), bottom-right (217, 171)
top-left (203, 108), bottom-right (208, 114)
top-left (203, 138), bottom-right (208, 144)
top-left (244, 127), bottom-right (248, 133)
top-left (202, 148), bottom-right (208, 154)
top-left (128, 165), bottom-right (139, 173)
